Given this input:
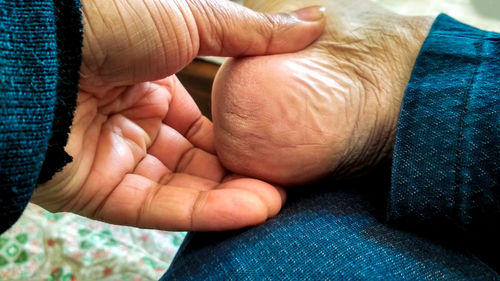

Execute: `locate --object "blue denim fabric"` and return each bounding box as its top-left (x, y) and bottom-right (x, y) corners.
top-left (163, 179), bottom-right (498, 280)
top-left (388, 14), bottom-right (499, 269)
top-left (161, 14), bottom-right (499, 280)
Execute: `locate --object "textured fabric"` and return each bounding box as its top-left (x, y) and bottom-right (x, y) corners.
top-left (163, 177), bottom-right (499, 280)
top-left (388, 14), bottom-right (499, 270)
top-left (38, 0), bottom-right (83, 183)
top-left (0, 203), bottom-right (186, 281)
top-left (0, 0), bottom-right (82, 234)
top-left (162, 14), bottom-right (499, 280)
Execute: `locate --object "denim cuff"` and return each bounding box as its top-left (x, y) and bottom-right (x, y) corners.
top-left (388, 14), bottom-right (500, 243)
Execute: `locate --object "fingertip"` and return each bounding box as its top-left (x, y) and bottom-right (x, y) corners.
top-left (261, 9), bottom-right (326, 55)
top-left (191, 188), bottom-right (269, 231)
top-left (290, 5), bottom-right (326, 22)
top-left (194, 1), bottom-right (326, 57)
top-left (220, 178), bottom-right (284, 218)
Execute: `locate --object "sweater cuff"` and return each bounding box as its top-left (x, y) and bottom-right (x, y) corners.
top-left (37, 0), bottom-right (83, 183)
top-left (388, 14), bottom-right (500, 238)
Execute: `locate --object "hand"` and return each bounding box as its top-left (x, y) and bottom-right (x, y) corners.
top-left (79, 0), bottom-right (325, 87)
top-left (31, 0), bottom-right (325, 231)
top-left (212, 0), bottom-right (434, 185)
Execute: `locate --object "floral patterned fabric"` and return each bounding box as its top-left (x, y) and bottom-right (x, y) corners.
top-left (0, 204), bottom-right (185, 281)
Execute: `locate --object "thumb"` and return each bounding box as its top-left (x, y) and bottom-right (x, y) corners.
top-left (189, 1), bottom-right (326, 57)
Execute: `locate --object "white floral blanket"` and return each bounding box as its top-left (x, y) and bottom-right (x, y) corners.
top-left (0, 204), bottom-right (185, 281)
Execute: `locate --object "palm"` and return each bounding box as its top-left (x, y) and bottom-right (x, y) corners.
top-left (33, 76), bottom-right (285, 231)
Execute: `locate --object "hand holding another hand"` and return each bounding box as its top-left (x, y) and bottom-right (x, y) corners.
top-left (31, 0), bottom-right (325, 231)
top-left (213, 0), bottom-right (433, 185)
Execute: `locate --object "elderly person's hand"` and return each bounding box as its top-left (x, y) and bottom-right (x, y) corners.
top-left (212, 0), bottom-right (434, 185)
top-left (31, 0), bottom-right (325, 231)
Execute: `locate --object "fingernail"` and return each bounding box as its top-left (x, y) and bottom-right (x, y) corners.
top-left (291, 6), bottom-right (325, 22)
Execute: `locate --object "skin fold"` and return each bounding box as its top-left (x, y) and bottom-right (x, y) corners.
top-left (213, 0), bottom-right (433, 186)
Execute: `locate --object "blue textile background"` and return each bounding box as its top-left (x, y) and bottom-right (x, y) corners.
top-left (389, 14), bottom-right (499, 270)
top-left (0, 0), bottom-right (82, 234)
top-left (163, 177), bottom-right (498, 280)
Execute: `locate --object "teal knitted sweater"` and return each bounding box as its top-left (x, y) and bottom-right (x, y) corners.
top-left (0, 0), bottom-right (82, 234)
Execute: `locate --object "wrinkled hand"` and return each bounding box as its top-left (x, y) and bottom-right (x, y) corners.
top-left (79, 0), bottom-right (325, 87)
top-left (31, 0), bottom-right (325, 231)
top-left (213, 0), bottom-right (433, 185)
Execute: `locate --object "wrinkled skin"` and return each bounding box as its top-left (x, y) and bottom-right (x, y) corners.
top-left (213, 0), bottom-right (433, 186)
top-left (31, 0), bottom-right (325, 231)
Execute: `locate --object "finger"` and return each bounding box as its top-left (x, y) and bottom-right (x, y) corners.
top-left (189, 1), bottom-right (326, 57)
top-left (133, 154), bottom-right (172, 182)
top-left (216, 178), bottom-right (286, 218)
top-left (184, 116), bottom-right (216, 154)
top-left (161, 77), bottom-right (201, 135)
top-left (147, 124), bottom-right (225, 181)
top-left (133, 157), bottom-right (218, 189)
top-left (147, 124), bottom-right (192, 171)
top-left (190, 179), bottom-right (286, 230)
top-left (176, 147), bottom-right (226, 182)
top-left (162, 76), bottom-right (215, 153)
top-left (222, 174), bottom-right (287, 207)
top-left (165, 173), bottom-right (218, 190)
top-left (94, 174), bottom-right (284, 231)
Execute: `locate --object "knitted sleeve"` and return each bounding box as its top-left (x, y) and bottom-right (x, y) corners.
top-left (0, 0), bottom-right (82, 234)
top-left (388, 14), bottom-right (499, 269)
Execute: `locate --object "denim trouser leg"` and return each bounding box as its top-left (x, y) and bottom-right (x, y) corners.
top-left (161, 176), bottom-right (498, 280)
